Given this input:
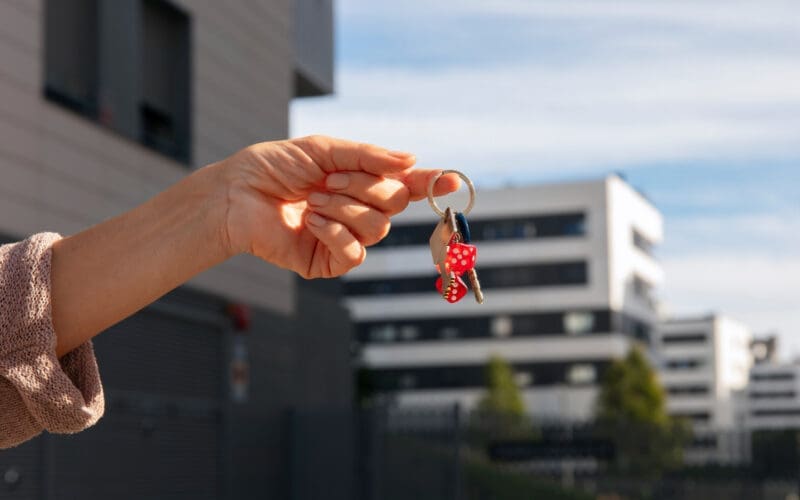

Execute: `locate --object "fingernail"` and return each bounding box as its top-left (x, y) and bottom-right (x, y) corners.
top-left (307, 213), bottom-right (327, 227)
top-left (308, 192), bottom-right (331, 206)
top-left (387, 150), bottom-right (413, 159)
top-left (326, 173), bottom-right (350, 190)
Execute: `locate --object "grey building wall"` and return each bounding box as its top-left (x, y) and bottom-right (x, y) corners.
top-left (0, 0), bottom-right (296, 314)
top-left (1, 1), bottom-right (350, 498)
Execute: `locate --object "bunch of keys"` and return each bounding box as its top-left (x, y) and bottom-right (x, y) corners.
top-left (427, 170), bottom-right (484, 304)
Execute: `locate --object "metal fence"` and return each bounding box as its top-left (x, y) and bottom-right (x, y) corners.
top-left (287, 404), bottom-right (800, 500)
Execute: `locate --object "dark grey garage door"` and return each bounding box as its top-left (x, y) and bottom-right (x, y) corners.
top-left (1, 289), bottom-right (229, 500)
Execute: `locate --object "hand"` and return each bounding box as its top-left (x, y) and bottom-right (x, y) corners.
top-left (218, 135), bottom-right (460, 278)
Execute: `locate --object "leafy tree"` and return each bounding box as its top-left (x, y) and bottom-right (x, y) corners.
top-left (596, 346), bottom-right (691, 478)
top-left (471, 355), bottom-right (532, 442)
top-left (478, 355), bottom-right (526, 417)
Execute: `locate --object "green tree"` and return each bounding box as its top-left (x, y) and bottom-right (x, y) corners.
top-left (478, 355), bottom-right (526, 417)
top-left (469, 355), bottom-right (533, 443)
top-left (596, 346), bottom-right (691, 478)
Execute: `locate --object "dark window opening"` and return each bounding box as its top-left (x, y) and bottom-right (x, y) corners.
top-left (750, 391), bottom-right (797, 399)
top-left (375, 212), bottom-right (586, 248)
top-left (662, 333), bottom-right (707, 344)
top-left (368, 361), bottom-right (610, 391)
top-left (672, 412), bottom-right (710, 423)
top-left (345, 261), bottom-right (588, 296)
top-left (140, 0), bottom-right (191, 162)
top-left (667, 385), bottom-right (709, 396)
top-left (665, 359), bottom-right (705, 370)
top-left (751, 372), bottom-right (795, 382)
top-left (44, 0), bottom-right (191, 164)
top-left (633, 229), bottom-right (655, 256)
top-left (358, 309), bottom-right (615, 344)
top-left (44, 0), bottom-right (99, 118)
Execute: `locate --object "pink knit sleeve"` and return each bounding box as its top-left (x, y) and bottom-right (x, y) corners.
top-left (0, 233), bottom-right (104, 449)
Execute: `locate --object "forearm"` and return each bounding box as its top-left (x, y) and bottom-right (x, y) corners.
top-left (51, 163), bottom-right (232, 357)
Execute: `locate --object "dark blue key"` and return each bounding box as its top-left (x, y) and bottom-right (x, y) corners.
top-left (455, 212), bottom-right (471, 243)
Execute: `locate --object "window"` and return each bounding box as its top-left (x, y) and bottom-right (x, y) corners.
top-left (662, 333), bottom-right (706, 344)
top-left (344, 261), bottom-right (588, 296)
top-left (45, 0), bottom-right (99, 117)
top-left (667, 385), bottom-right (709, 396)
top-left (750, 391), bottom-right (796, 399)
top-left (375, 212), bottom-right (586, 247)
top-left (369, 324), bottom-right (397, 342)
top-left (439, 327), bottom-right (459, 339)
top-left (563, 311), bottom-right (594, 335)
top-left (514, 371), bottom-right (533, 387)
top-left (491, 316), bottom-right (513, 338)
top-left (665, 358), bottom-right (705, 370)
top-left (672, 412), bottom-right (710, 423)
top-left (44, 0), bottom-right (191, 163)
top-left (399, 325), bottom-right (420, 341)
top-left (632, 229), bottom-right (655, 256)
top-left (568, 364), bottom-right (597, 385)
top-left (140, 0), bottom-right (191, 162)
top-left (356, 310), bottom-right (614, 344)
top-left (751, 372), bottom-right (794, 382)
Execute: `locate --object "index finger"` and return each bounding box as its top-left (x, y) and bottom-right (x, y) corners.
top-left (395, 169), bottom-right (462, 201)
top-left (293, 135), bottom-right (416, 175)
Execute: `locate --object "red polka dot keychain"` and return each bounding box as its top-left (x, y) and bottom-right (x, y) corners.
top-left (427, 170), bottom-right (484, 304)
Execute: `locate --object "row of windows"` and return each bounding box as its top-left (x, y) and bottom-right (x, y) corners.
top-left (366, 361), bottom-right (610, 391)
top-left (664, 359), bottom-right (706, 370)
top-left (345, 261), bottom-right (588, 296)
top-left (666, 385), bottom-right (709, 396)
top-left (750, 391), bottom-right (797, 400)
top-left (751, 372), bottom-right (795, 382)
top-left (45, 0), bottom-right (191, 162)
top-left (671, 412), bottom-right (711, 423)
top-left (752, 409), bottom-right (800, 417)
top-left (374, 213), bottom-right (586, 248)
top-left (661, 333), bottom-right (707, 345)
top-left (358, 310), bottom-right (652, 344)
top-left (359, 310), bottom-right (613, 343)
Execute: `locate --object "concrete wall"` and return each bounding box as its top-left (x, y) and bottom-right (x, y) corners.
top-left (0, 0), bottom-right (295, 315)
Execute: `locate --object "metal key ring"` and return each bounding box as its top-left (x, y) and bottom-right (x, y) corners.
top-left (427, 169), bottom-right (476, 217)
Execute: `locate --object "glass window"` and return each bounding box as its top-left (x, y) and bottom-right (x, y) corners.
top-left (399, 325), bottom-right (420, 341)
top-left (491, 316), bottom-right (513, 338)
top-left (514, 371), bottom-right (533, 388)
top-left (369, 324), bottom-right (397, 342)
top-left (44, 0), bottom-right (191, 163)
top-left (563, 311), bottom-right (595, 335)
top-left (568, 364), bottom-right (597, 384)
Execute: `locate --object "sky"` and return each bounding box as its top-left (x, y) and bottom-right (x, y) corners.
top-left (291, 0), bottom-right (800, 357)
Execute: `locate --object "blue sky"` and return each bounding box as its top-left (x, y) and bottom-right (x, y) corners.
top-left (291, 0), bottom-right (800, 356)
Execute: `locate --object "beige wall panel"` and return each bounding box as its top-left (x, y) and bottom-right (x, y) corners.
top-left (0, 1), bottom-right (297, 314)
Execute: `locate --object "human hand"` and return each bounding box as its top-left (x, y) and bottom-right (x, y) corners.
top-left (217, 135), bottom-right (460, 278)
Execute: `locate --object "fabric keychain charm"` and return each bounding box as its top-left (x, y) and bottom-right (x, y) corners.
top-left (427, 170), bottom-right (484, 304)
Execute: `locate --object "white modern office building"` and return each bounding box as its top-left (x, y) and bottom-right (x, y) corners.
top-left (655, 315), bottom-right (752, 430)
top-left (746, 362), bottom-right (800, 431)
top-left (344, 175), bottom-right (663, 421)
top-left (654, 315), bottom-right (753, 464)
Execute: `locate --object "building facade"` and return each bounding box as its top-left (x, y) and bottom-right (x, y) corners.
top-left (655, 315), bottom-right (752, 430)
top-left (0, 1), bottom-right (354, 499)
top-left (746, 362), bottom-right (800, 431)
top-left (655, 315), bottom-right (753, 464)
top-left (346, 175), bottom-right (663, 421)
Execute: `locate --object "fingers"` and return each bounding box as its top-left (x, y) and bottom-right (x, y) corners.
top-left (325, 172), bottom-right (410, 216)
top-left (293, 135), bottom-right (416, 175)
top-left (307, 192), bottom-right (391, 246)
top-left (397, 169), bottom-right (462, 201)
top-left (305, 213), bottom-right (366, 275)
